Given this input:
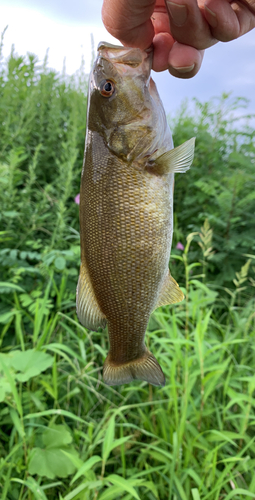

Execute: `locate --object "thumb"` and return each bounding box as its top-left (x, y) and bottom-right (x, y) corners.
top-left (102, 0), bottom-right (156, 49)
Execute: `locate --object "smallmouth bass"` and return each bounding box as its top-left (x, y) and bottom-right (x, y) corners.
top-left (77, 42), bottom-right (195, 387)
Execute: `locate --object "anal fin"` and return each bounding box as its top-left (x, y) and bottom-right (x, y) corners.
top-left (154, 272), bottom-right (184, 310)
top-left (76, 260), bottom-right (107, 331)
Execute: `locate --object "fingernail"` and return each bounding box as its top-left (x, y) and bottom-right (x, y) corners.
top-left (167, 1), bottom-right (188, 27)
top-left (204, 4), bottom-right (217, 28)
top-left (172, 64), bottom-right (195, 73)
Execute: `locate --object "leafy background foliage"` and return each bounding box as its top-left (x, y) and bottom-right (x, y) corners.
top-left (0, 35), bottom-right (255, 500)
top-left (172, 95), bottom-right (255, 287)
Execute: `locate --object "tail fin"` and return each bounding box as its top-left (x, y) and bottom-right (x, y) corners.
top-left (103, 349), bottom-right (165, 387)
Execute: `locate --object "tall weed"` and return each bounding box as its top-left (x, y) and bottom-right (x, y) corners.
top-left (172, 94), bottom-right (255, 290)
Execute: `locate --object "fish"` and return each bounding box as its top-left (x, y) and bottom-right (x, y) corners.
top-left (76, 41), bottom-right (195, 387)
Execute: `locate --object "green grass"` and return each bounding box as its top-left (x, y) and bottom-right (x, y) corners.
top-left (1, 36), bottom-right (255, 500)
top-left (1, 234), bottom-right (254, 500)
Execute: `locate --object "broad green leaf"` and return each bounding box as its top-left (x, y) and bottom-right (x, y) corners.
top-left (54, 256), bottom-right (66, 270)
top-left (42, 425), bottom-right (73, 448)
top-left (28, 423), bottom-right (79, 479)
top-left (28, 446), bottom-right (78, 479)
top-left (102, 415), bottom-right (115, 463)
top-left (104, 474), bottom-right (140, 500)
top-left (0, 351), bottom-right (12, 371)
top-left (10, 349), bottom-right (54, 382)
top-left (71, 455), bottom-right (102, 484)
top-left (61, 450), bottom-right (83, 470)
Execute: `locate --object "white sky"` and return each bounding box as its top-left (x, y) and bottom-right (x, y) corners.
top-left (1, 0), bottom-right (255, 118)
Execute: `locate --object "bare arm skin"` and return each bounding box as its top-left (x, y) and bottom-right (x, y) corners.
top-left (102, 0), bottom-right (255, 78)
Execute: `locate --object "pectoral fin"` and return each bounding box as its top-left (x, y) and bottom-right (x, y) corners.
top-left (152, 137), bottom-right (195, 175)
top-left (154, 272), bottom-right (184, 310)
top-left (76, 260), bottom-right (107, 331)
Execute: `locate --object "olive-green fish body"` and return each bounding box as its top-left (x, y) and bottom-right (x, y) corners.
top-left (77, 42), bottom-right (195, 386)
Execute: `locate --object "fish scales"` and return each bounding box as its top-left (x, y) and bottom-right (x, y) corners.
top-left (77, 42), bottom-right (195, 386)
top-left (81, 138), bottom-right (172, 358)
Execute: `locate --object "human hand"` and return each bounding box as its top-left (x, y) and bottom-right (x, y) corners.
top-left (102, 0), bottom-right (255, 78)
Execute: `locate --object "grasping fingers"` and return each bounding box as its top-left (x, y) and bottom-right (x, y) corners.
top-left (102, 0), bottom-right (255, 78)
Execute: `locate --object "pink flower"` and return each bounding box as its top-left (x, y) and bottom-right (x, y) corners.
top-left (176, 242), bottom-right (184, 251)
top-left (74, 193), bottom-right (80, 205)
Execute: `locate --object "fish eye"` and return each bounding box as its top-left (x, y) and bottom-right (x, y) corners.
top-left (100, 79), bottom-right (115, 97)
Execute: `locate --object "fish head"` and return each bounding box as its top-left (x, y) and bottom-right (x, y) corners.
top-left (87, 42), bottom-right (173, 161)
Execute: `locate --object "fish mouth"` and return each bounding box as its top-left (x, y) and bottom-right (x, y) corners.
top-left (97, 41), bottom-right (153, 78)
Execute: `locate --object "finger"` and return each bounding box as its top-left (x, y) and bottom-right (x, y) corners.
top-left (203, 0), bottom-right (255, 41)
top-left (102, 0), bottom-right (155, 49)
top-left (152, 1), bottom-right (172, 35)
top-left (165, 0), bottom-right (217, 49)
top-left (152, 32), bottom-right (175, 71)
top-left (168, 42), bottom-right (205, 78)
